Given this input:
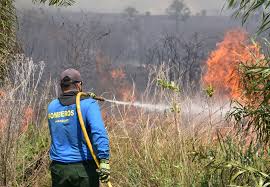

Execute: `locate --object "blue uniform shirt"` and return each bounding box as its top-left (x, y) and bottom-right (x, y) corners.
top-left (48, 97), bottom-right (110, 163)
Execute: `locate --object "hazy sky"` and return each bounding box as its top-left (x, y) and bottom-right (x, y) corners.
top-left (16, 0), bottom-right (226, 15)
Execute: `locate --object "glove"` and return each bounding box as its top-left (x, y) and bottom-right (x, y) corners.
top-left (96, 159), bottom-right (110, 183)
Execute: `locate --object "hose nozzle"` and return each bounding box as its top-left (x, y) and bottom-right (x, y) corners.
top-left (88, 92), bottom-right (105, 102)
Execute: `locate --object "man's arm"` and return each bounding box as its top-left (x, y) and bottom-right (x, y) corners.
top-left (86, 100), bottom-right (110, 159)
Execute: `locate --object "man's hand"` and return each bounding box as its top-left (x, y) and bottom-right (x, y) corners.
top-left (96, 159), bottom-right (110, 183)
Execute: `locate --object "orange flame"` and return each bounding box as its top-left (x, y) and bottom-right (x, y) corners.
top-left (0, 106), bottom-right (34, 133)
top-left (111, 68), bottom-right (126, 79)
top-left (110, 67), bottom-right (135, 101)
top-left (0, 118), bottom-right (7, 132)
top-left (95, 51), bottom-right (136, 102)
top-left (203, 29), bottom-right (264, 99)
top-left (20, 107), bottom-right (34, 133)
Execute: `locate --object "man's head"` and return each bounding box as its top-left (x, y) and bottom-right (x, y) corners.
top-left (60, 68), bottom-right (82, 93)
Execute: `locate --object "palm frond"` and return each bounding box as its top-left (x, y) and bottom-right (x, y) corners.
top-left (32, 0), bottom-right (75, 6)
top-left (0, 0), bottom-right (16, 57)
top-left (226, 0), bottom-right (270, 34)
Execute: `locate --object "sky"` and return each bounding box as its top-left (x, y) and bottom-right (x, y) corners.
top-left (16, 0), bottom-right (226, 15)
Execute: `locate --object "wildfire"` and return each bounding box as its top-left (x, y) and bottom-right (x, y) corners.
top-left (110, 67), bottom-right (136, 101)
top-left (20, 107), bottom-right (34, 133)
top-left (203, 29), bottom-right (264, 99)
top-left (111, 68), bottom-right (126, 79)
top-left (0, 105), bottom-right (34, 133)
top-left (95, 51), bottom-right (136, 102)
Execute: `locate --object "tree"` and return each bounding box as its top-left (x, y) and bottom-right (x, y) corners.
top-left (227, 0), bottom-right (270, 33)
top-left (0, 0), bottom-right (74, 54)
top-left (145, 33), bottom-right (206, 94)
top-left (166, 0), bottom-right (191, 33)
top-left (145, 11), bottom-right (151, 17)
top-left (124, 6), bottom-right (139, 20)
top-left (0, 0), bottom-right (74, 84)
top-left (195, 10), bottom-right (207, 17)
top-left (200, 9), bottom-right (207, 16)
top-left (123, 6), bottom-right (142, 59)
top-left (0, 1), bottom-right (16, 58)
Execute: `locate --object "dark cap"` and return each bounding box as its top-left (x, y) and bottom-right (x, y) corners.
top-left (60, 68), bottom-right (82, 82)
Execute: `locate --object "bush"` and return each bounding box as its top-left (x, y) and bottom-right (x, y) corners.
top-left (0, 55), bottom-right (52, 186)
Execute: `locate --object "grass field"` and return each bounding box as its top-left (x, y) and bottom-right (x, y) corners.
top-left (0, 56), bottom-right (269, 187)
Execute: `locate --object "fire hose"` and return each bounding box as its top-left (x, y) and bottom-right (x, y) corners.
top-left (76, 92), bottom-right (112, 187)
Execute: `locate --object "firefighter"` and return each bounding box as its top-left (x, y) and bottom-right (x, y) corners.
top-left (48, 68), bottom-right (110, 187)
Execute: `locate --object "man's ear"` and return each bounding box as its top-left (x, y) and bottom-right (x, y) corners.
top-left (76, 82), bottom-right (82, 92)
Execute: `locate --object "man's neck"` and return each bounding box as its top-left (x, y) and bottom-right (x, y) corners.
top-left (63, 89), bottom-right (79, 94)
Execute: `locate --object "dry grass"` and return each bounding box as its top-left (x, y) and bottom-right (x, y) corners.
top-left (1, 59), bottom-right (269, 187)
top-left (0, 55), bottom-right (52, 186)
top-left (101, 64), bottom-right (232, 187)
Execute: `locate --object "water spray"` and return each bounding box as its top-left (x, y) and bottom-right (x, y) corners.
top-left (88, 92), bottom-right (170, 112)
top-left (105, 99), bottom-right (170, 112)
top-left (89, 92), bottom-right (231, 116)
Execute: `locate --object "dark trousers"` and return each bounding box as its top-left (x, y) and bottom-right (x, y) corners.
top-left (50, 160), bottom-right (99, 187)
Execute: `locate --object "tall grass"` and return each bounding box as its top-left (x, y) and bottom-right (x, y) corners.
top-left (105, 65), bottom-right (229, 187)
top-left (0, 55), bottom-right (52, 186)
top-left (0, 57), bottom-right (269, 187)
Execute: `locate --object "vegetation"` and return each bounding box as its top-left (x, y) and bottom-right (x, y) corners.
top-left (0, 0), bottom-right (16, 57)
top-left (0, 55), bottom-right (50, 186)
top-left (227, 0), bottom-right (270, 33)
top-left (0, 0), bottom-right (270, 187)
top-left (0, 0), bottom-right (74, 83)
top-left (227, 0), bottom-right (270, 144)
top-left (0, 0), bottom-right (74, 54)
top-left (166, 0), bottom-right (191, 32)
top-left (32, 0), bottom-right (75, 6)
top-left (0, 0), bottom-right (16, 82)
top-left (124, 6), bottom-right (139, 19)
top-left (1, 54), bottom-right (269, 186)
top-left (229, 54), bottom-right (270, 144)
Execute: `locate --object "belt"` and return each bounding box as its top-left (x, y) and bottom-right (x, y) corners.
top-left (52, 160), bottom-right (96, 165)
